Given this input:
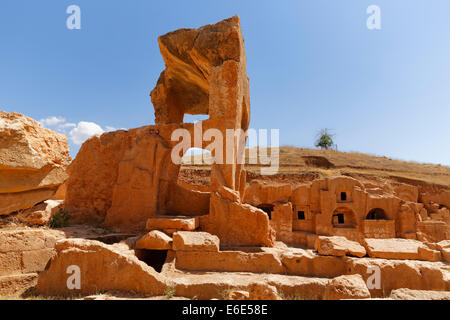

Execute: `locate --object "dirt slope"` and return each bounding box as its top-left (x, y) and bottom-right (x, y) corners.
top-left (180, 146), bottom-right (450, 188)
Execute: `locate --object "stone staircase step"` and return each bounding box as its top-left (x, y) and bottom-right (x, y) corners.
top-left (146, 216), bottom-right (199, 232)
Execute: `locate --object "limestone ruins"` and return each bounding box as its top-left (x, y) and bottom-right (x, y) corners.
top-left (0, 16), bottom-right (449, 300)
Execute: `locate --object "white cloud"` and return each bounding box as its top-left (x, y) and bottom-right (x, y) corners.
top-left (39, 116), bottom-right (66, 127)
top-left (69, 121), bottom-right (105, 145)
top-left (39, 115), bottom-right (126, 145)
top-left (58, 122), bottom-right (76, 129)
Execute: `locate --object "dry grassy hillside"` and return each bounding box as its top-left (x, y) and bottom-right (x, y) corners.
top-left (181, 146), bottom-right (450, 188)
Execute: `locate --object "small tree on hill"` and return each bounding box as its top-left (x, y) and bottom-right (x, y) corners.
top-left (315, 129), bottom-right (335, 150)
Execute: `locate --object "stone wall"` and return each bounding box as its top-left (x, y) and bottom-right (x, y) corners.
top-left (0, 229), bottom-right (64, 297)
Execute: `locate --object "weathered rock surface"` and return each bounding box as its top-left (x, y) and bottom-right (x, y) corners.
top-left (0, 111), bottom-right (70, 215)
top-left (64, 124), bottom-right (210, 232)
top-left (417, 246), bottom-right (442, 262)
top-left (172, 231), bottom-right (220, 252)
top-left (364, 238), bottom-right (434, 261)
top-left (325, 274), bottom-right (371, 300)
top-left (226, 283), bottom-right (282, 300)
top-left (0, 273), bottom-right (38, 297)
top-left (436, 240), bottom-right (450, 262)
top-left (15, 200), bottom-right (63, 225)
top-left (151, 16), bottom-right (274, 246)
top-left (314, 236), bottom-right (366, 258)
top-left (146, 216), bottom-right (199, 232)
top-left (175, 249), bottom-right (284, 274)
top-left (201, 192), bottom-right (275, 247)
top-left (171, 272), bottom-right (328, 300)
top-left (389, 288), bottom-right (450, 300)
top-left (36, 239), bottom-right (168, 296)
top-left (244, 182), bottom-right (292, 207)
top-left (346, 257), bottom-right (450, 297)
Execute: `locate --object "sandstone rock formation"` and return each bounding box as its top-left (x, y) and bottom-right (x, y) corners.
top-left (172, 231), bottom-right (220, 252)
top-left (363, 238), bottom-right (434, 261)
top-left (436, 240), bottom-right (450, 262)
top-left (64, 126), bottom-right (209, 231)
top-left (0, 112), bottom-right (70, 215)
top-left (325, 274), bottom-right (371, 300)
top-left (223, 284), bottom-right (283, 300)
top-left (15, 200), bottom-right (63, 226)
top-left (35, 239), bottom-right (168, 296)
top-left (63, 16), bottom-right (275, 246)
top-left (389, 288), bottom-right (450, 300)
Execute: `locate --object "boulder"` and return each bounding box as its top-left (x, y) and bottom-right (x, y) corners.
top-left (314, 236), bottom-right (366, 258)
top-left (135, 231), bottom-right (172, 250)
top-left (172, 231), bottom-right (220, 252)
top-left (325, 274), bottom-right (371, 300)
top-left (0, 111), bottom-right (70, 215)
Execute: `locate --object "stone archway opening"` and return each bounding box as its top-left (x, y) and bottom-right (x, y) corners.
top-left (366, 208), bottom-right (387, 220)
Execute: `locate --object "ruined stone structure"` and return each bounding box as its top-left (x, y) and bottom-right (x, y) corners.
top-left (1, 16), bottom-right (449, 300)
top-left (63, 15), bottom-right (274, 246)
top-left (244, 176), bottom-right (450, 247)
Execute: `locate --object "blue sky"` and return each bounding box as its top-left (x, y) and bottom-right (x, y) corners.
top-left (1, 0), bottom-right (449, 165)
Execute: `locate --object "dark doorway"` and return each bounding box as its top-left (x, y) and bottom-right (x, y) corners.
top-left (366, 208), bottom-right (387, 220)
top-left (257, 204), bottom-right (275, 220)
top-left (332, 207), bottom-right (356, 227)
top-left (135, 249), bottom-right (168, 273)
top-left (297, 211), bottom-right (305, 220)
top-left (340, 192), bottom-right (347, 201)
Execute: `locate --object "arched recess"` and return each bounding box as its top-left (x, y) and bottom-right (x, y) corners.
top-left (332, 207), bottom-right (357, 228)
top-left (366, 208), bottom-right (387, 220)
